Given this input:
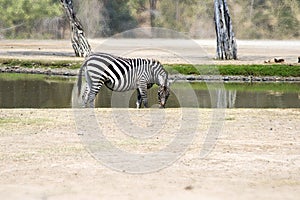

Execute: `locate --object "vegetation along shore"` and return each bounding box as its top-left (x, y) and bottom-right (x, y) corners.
top-left (0, 58), bottom-right (299, 82)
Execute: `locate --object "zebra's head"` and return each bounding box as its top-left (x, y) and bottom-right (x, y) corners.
top-left (158, 84), bottom-right (170, 108)
top-left (155, 62), bottom-right (170, 108)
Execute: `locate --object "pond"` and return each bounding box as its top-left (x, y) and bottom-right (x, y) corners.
top-left (0, 74), bottom-right (299, 108)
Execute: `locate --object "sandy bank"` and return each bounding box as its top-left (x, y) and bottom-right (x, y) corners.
top-left (0, 108), bottom-right (299, 199)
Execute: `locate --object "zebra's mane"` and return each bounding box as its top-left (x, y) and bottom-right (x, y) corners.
top-left (93, 52), bottom-right (162, 68)
top-left (124, 56), bottom-right (161, 66)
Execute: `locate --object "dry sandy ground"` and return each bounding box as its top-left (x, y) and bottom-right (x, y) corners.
top-left (0, 108), bottom-right (299, 200)
top-left (1, 39), bottom-right (300, 64)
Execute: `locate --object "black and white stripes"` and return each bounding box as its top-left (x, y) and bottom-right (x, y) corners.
top-left (77, 53), bottom-right (170, 108)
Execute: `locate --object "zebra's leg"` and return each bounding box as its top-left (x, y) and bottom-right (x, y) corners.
top-left (86, 92), bottom-right (96, 108)
top-left (82, 80), bottom-right (103, 108)
top-left (137, 85), bottom-right (148, 108)
top-left (82, 85), bottom-right (96, 108)
top-left (136, 89), bottom-right (142, 109)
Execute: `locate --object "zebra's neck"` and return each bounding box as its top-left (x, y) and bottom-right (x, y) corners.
top-left (152, 61), bottom-right (168, 86)
top-left (127, 57), bottom-right (167, 86)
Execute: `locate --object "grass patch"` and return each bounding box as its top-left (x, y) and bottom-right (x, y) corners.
top-left (218, 64), bottom-right (300, 77)
top-left (0, 117), bottom-right (51, 126)
top-left (0, 117), bottom-right (19, 125)
top-left (0, 58), bottom-right (81, 69)
top-left (1, 58), bottom-right (300, 77)
top-left (165, 64), bottom-right (300, 77)
top-left (0, 73), bottom-right (76, 82)
top-left (225, 117), bottom-right (235, 121)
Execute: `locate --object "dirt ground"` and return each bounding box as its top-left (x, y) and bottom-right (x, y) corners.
top-left (1, 39), bottom-right (300, 64)
top-left (0, 108), bottom-right (299, 200)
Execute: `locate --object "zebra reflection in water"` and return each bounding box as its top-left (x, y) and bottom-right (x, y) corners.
top-left (77, 53), bottom-right (170, 108)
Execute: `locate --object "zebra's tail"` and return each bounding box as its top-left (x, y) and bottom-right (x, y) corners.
top-left (77, 60), bottom-right (86, 97)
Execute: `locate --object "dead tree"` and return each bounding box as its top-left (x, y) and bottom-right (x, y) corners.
top-left (149, 0), bottom-right (158, 27)
top-left (214, 0), bottom-right (237, 60)
top-left (60, 0), bottom-right (91, 57)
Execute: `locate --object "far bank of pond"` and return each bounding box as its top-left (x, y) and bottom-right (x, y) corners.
top-left (0, 58), bottom-right (300, 78)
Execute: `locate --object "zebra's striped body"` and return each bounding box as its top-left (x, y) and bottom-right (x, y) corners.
top-left (77, 53), bottom-right (170, 108)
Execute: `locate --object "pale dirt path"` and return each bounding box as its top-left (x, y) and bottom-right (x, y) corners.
top-left (0, 108), bottom-right (299, 200)
top-left (0, 39), bottom-right (299, 64)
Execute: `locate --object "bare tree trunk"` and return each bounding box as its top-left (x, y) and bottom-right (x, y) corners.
top-left (60, 0), bottom-right (91, 57)
top-left (214, 0), bottom-right (237, 60)
top-left (175, 0), bottom-right (180, 22)
top-left (149, 0), bottom-right (158, 27)
top-left (250, 0), bottom-right (255, 19)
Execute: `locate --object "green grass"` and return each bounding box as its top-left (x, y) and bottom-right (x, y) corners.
top-left (1, 58), bottom-right (300, 77)
top-left (165, 64), bottom-right (300, 77)
top-left (0, 72), bottom-right (76, 82)
top-left (0, 117), bottom-right (19, 125)
top-left (0, 58), bottom-right (81, 69)
top-left (0, 117), bottom-right (51, 126)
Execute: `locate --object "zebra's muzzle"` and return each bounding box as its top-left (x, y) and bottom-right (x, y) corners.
top-left (159, 100), bottom-right (166, 108)
top-left (159, 104), bottom-right (165, 109)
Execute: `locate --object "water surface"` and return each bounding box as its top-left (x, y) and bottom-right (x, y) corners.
top-left (0, 74), bottom-right (299, 108)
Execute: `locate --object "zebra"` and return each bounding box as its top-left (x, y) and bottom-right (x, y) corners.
top-left (77, 52), bottom-right (170, 108)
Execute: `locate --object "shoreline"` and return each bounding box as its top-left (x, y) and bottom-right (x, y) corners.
top-left (1, 66), bottom-right (300, 83)
top-left (1, 39), bottom-right (300, 82)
